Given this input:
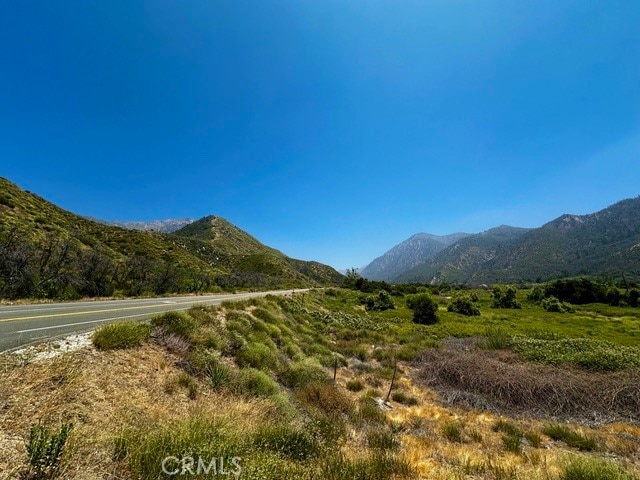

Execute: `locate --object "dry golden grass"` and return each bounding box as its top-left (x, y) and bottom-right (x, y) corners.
top-left (0, 344), bottom-right (278, 479)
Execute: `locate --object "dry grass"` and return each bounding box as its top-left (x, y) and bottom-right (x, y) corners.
top-left (0, 344), bottom-right (278, 479)
top-left (417, 345), bottom-right (640, 423)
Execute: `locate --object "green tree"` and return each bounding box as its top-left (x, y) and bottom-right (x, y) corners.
top-left (406, 293), bottom-right (439, 325)
top-left (491, 285), bottom-right (521, 309)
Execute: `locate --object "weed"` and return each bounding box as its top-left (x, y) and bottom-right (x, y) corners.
top-left (24, 422), bottom-right (73, 479)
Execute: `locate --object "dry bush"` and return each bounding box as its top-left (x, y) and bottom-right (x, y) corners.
top-left (417, 347), bottom-right (640, 423)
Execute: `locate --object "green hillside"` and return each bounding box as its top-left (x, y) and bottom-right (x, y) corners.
top-left (0, 178), bottom-right (342, 299)
top-left (395, 198), bottom-right (640, 284)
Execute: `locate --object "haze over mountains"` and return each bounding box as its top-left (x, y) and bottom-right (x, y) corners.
top-left (361, 198), bottom-right (640, 284)
top-left (0, 178), bottom-right (342, 299)
top-left (97, 218), bottom-right (194, 233)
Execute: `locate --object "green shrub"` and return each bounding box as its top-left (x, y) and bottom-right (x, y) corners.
top-left (542, 424), bottom-right (597, 451)
top-left (360, 290), bottom-right (396, 311)
top-left (560, 455), bottom-right (636, 480)
top-left (207, 362), bottom-right (232, 391)
top-left (235, 342), bottom-right (278, 370)
top-left (447, 296), bottom-right (480, 316)
top-left (24, 422), bottom-right (73, 479)
top-left (346, 379), bottom-right (365, 392)
top-left (236, 368), bottom-right (280, 397)
top-left (391, 391), bottom-right (419, 406)
top-left (150, 311), bottom-right (195, 338)
top-left (628, 289), bottom-right (639, 307)
top-left (406, 294), bottom-right (439, 325)
top-left (279, 358), bottom-right (331, 388)
top-left (492, 420), bottom-right (523, 438)
top-left (501, 434), bottom-right (522, 454)
top-left (527, 286), bottom-right (545, 303)
top-left (442, 422), bottom-right (464, 443)
top-left (541, 296), bottom-right (575, 313)
top-left (525, 431), bottom-right (542, 448)
top-left (92, 321), bottom-right (151, 350)
top-left (491, 286), bottom-right (521, 309)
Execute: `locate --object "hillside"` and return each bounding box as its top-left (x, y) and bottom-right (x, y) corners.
top-left (360, 232), bottom-right (469, 281)
top-left (373, 197), bottom-right (640, 284)
top-left (397, 226), bottom-right (532, 284)
top-left (0, 178), bottom-right (342, 299)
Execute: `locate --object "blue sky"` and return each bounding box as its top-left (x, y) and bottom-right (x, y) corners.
top-left (1, 1), bottom-right (638, 270)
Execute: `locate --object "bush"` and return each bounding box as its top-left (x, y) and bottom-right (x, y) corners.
top-left (150, 311), bottom-right (195, 339)
top-left (279, 358), bottom-right (331, 388)
top-left (447, 296), bottom-right (480, 316)
top-left (346, 379), bottom-right (365, 392)
top-left (391, 391), bottom-right (419, 406)
top-left (491, 286), bottom-right (521, 309)
top-left (92, 321), bottom-right (151, 350)
top-left (406, 294), bottom-right (439, 325)
top-left (541, 296), bottom-right (575, 313)
top-left (360, 290), bottom-right (396, 311)
top-left (236, 342), bottom-right (278, 370)
top-left (24, 422), bottom-right (73, 479)
top-left (236, 368), bottom-right (280, 397)
top-left (527, 286), bottom-right (545, 302)
top-left (544, 278), bottom-right (607, 305)
top-left (628, 289), bottom-right (640, 307)
top-left (297, 383), bottom-right (354, 417)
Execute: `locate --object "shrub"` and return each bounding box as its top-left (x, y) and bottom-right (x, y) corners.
top-left (150, 311), bottom-right (195, 339)
top-left (360, 290), bottom-right (396, 311)
top-left (628, 289), bottom-right (640, 307)
top-left (544, 278), bottom-right (607, 305)
top-left (447, 296), bottom-right (480, 316)
top-left (541, 296), bottom-right (575, 313)
top-left (527, 286), bottom-right (545, 302)
top-left (24, 422), bottom-right (73, 479)
top-left (92, 321), bottom-right (151, 350)
top-left (207, 362), bottom-right (232, 391)
top-left (391, 391), bottom-right (419, 406)
top-left (542, 424), bottom-right (597, 451)
top-left (346, 379), bottom-right (365, 392)
top-left (442, 422), bottom-right (464, 443)
top-left (492, 420), bottom-right (522, 438)
top-left (236, 368), bottom-right (280, 397)
top-left (279, 358), bottom-right (331, 388)
top-left (491, 286), bottom-right (521, 309)
top-left (406, 294), bottom-right (439, 325)
top-left (235, 342), bottom-right (278, 370)
top-left (297, 383), bottom-right (354, 417)
top-left (501, 433), bottom-right (522, 454)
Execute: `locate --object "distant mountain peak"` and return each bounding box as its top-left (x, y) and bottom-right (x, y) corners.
top-left (95, 217), bottom-right (194, 233)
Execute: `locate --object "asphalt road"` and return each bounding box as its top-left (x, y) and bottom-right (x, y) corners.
top-left (0, 290), bottom-right (299, 352)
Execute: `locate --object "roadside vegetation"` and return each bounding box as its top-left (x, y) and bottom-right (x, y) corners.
top-left (1, 280), bottom-right (639, 479)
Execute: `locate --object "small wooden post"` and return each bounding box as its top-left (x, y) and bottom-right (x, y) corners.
top-left (333, 356), bottom-right (338, 382)
top-left (385, 357), bottom-right (397, 404)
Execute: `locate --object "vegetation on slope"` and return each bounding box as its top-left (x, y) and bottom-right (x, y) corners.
top-left (1, 287), bottom-right (639, 479)
top-left (0, 178), bottom-right (342, 300)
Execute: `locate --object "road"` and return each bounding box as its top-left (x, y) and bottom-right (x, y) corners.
top-left (0, 290), bottom-right (299, 352)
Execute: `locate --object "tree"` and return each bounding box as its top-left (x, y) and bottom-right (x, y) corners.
top-left (491, 285), bottom-right (521, 309)
top-left (447, 296), bottom-right (480, 316)
top-left (406, 293), bottom-right (439, 325)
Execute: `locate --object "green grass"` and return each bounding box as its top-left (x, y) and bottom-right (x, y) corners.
top-left (542, 424), bottom-right (598, 451)
top-left (92, 321), bottom-right (151, 350)
top-left (560, 455), bottom-right (637, 480)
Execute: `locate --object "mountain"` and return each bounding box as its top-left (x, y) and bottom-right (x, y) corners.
top-left (396, 226), bottom-right (531, 283)
top-left (98, 218), bottom-right (194, 233)
top-left (360, 232), bottom-right (469, 281)
top-left (172, 216), bottom-right (344, 286)
top-left (394, 198), bottom-right (640, 284)
top-left (0, 178), bottom-right (342, 299)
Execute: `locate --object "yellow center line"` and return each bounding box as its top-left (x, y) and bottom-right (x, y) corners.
top-left (0, 302), bottom-right (204, 323)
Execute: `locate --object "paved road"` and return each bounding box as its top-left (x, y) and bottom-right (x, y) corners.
top-left (0, 290), bottom-right (299, 352)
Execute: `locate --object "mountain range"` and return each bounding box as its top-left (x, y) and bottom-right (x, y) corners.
top-left (95, 218), bottom-right (194, 233)
top-left (0, 178), bottom-right (342, 299)
top-left (361, 198), bottom-right (640, 284)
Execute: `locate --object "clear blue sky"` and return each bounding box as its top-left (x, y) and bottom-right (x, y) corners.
top-left (1, 1), bottom-right (638, 270)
